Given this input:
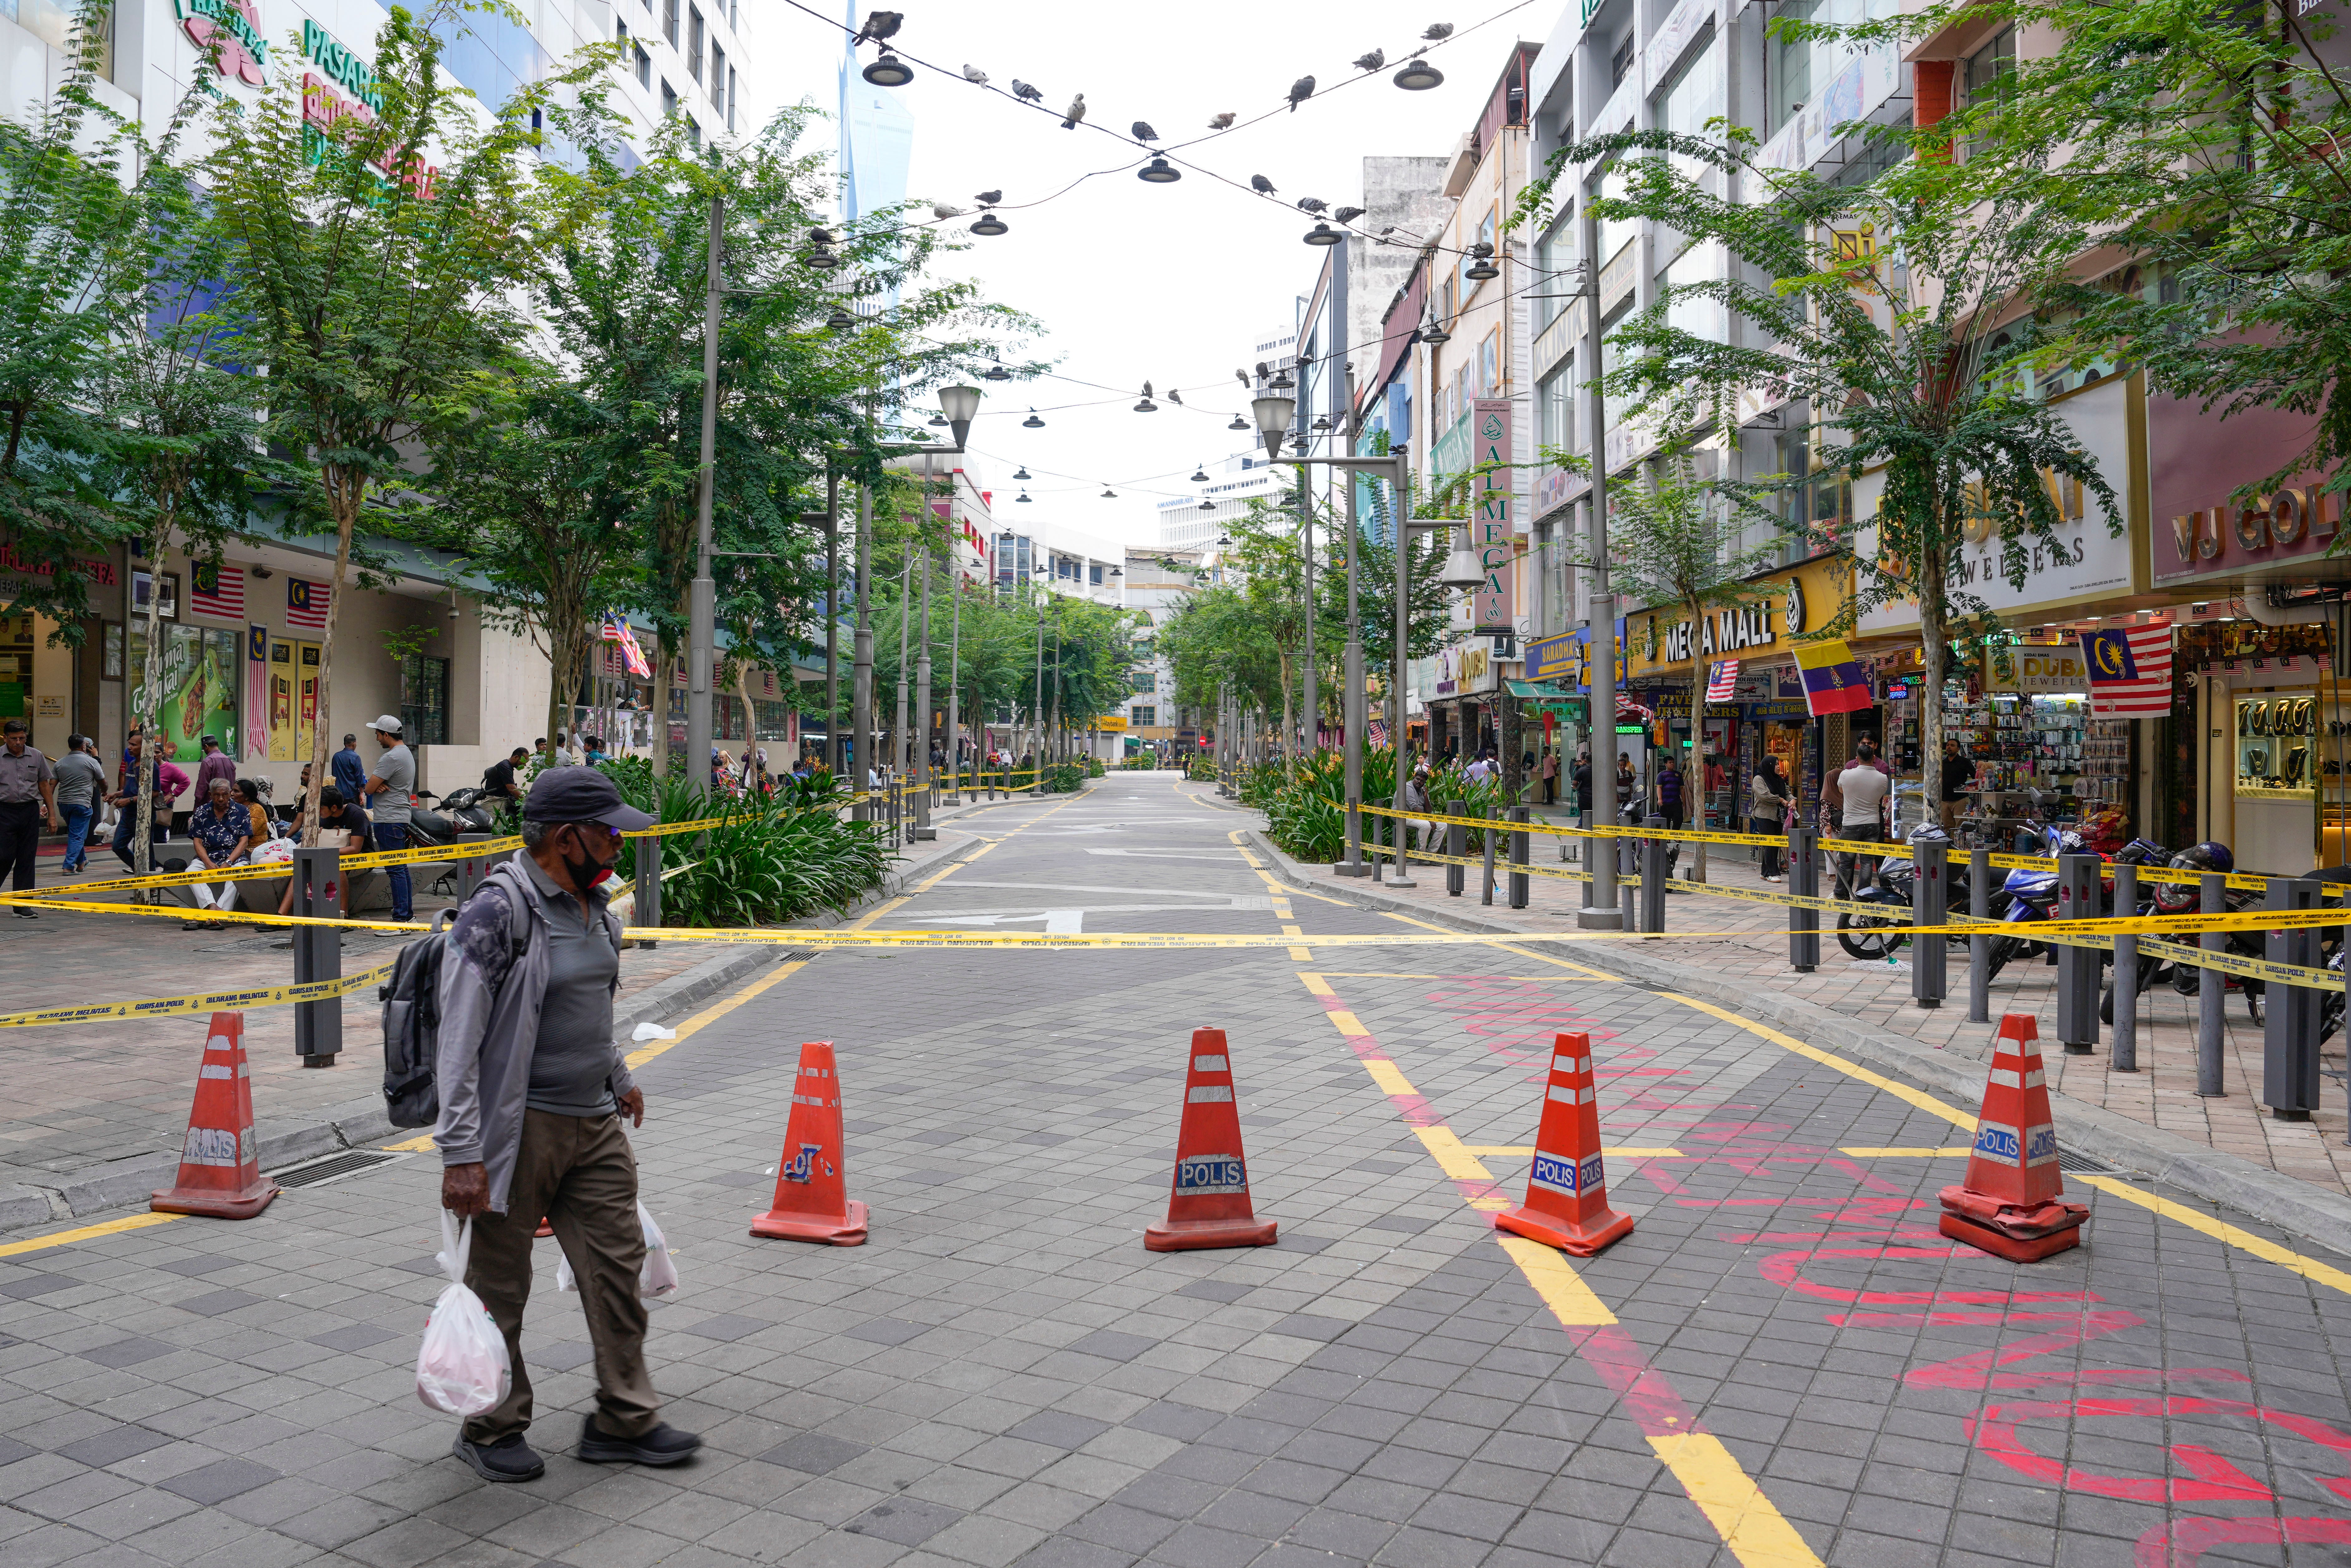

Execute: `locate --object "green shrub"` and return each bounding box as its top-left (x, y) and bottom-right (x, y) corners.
top-left (1120, 756), bottom-right (1155, 770)
top-left (1039, 761), bottom-right (1090, 793)
top-left (1086, 757), bottom-right (1106, 777)
top-left (1258, 750), bottom-right (1510, 862)
top-left (600, 756), bottom-right (893, 927)
top-left (1186, 754), bottom-right (1218, 782)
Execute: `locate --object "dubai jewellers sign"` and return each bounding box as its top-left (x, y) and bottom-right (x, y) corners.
top-left (175, 0), bottom-right (267, 86)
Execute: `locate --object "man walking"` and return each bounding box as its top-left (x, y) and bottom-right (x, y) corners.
top-left (53, 735), bottom-right (106, 874)
top-left (437, 767), bottom-right (700, 1481)
top-left (0, 720), bottom-right (58, 917)
top-left (332, 734), bottom-right (367, 804)
top-left (362, 716), bottom-right (416, 923)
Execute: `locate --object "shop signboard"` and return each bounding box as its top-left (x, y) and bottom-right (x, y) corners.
top-left (1857, 375), bottom-right (2141, 632)
top-left (1982, 645), bottom-right (2091, 693)
top-left (2149, 384), bottom-right (2343, 585)
top-left (1626, 555), bottom-right (1851, 680)
top-left (1471, 400), bottom-right (1516, 628)
top-left (1525, 632), bottom-right (1579, 684)
top-left (176, 0), bottom-right (268, 87)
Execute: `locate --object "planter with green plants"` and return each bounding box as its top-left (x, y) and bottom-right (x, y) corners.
top-left (601, 757), bottom-right (894, 927)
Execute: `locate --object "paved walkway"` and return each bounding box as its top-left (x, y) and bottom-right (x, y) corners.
top-left (3, 777), bottom-right (2350, 1566)
top-left (0, 798), bottom-right (1009, 1200)
top-left (1215, 788), bottom-right (2351, 1202)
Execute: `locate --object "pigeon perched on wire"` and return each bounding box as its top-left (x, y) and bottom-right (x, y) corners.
top-left (1353, 48), bottom-right (1385, 72)
top-left (1296, 196), bottom-right (1329, 214)
top-left (1250, 174), bottom-right (1276, 195)
top-left (976, 189), bottom-right (1002, 205)
top-left (932, 204), bottom-right (967, 220)
top-left (961, 64), bottom-right (988, 85)
top-left (1062, 93), bottom-right (1086, 129)
top-left (1010, 80), bottom-right (1043, 103)
top-left (1333, 206), bottom-right (1366, 224)
top-left (1422, 22), bottom-right (1454, 40)
top-left (1287, 75), bottom-right (1316, 112)
top-left (1207, 111), bottom-right (1236, 129)
top-left (852, 10), bottom-right (902, 45)
top-left (1167, 389), bottom-right (1183, 404)
top-left (1131, 120), bottom-right (1159, 142)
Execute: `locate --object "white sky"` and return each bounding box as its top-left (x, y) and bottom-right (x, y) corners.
top-left (736, 0), bottom-right (1542, 547)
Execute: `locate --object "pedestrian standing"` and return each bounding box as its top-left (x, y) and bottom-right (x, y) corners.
top-left (362, 715), bottom-right (416, 923)
top-left (1539, 748), bottom-right (1559, 806)
top-left (0, 719), bottom-right (58, 917)
top-left (1656, 756), bottom-right (1685, 830)
top-left (1833, 741), bottom-right (1893, 894)
top-left (53, 735), bottom-right (106, 875)
top-left (109, 727), bottom-right (187, 871)
top-left (195, 735), bottom-right (237, 799)
top-left (332, 733), bottom-right (367, 803)
top-left (1751, 754), bottom-right (1790, 881)
top-left (1940, 739), bottom-right (1973, 836)
top-left (437, 766), bottom-right (701, 1482)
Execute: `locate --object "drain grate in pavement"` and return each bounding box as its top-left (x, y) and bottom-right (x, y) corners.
top-left (2056, 1146), bottom-right (2127, 1176)
top-left (269, 1149), bottom-right (410, 1189)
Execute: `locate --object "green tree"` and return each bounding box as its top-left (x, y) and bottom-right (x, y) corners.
top-left (1521, 125), bottom-right (2120, 810)
top-left (0, 0), bottom-right (135, 617)
top-left (207, 2), bottom-right (577, 840)
top-left (414, 359), bottom-right (640, 745)
top-left (1583, 454), bottom-right (1776, 876)
top-left (1815, 0), bottom-right (2351, 516)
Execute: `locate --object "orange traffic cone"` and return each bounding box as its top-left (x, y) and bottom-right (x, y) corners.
top-left (750, 1042), bottom-right (868, 1245)
top-left (1146, 1028), bottom-right (1277, 1251)
top-left (1940, 1014), bottom-right (2090, 1262)
top-left (1493, 1031), bottom-right (1634, 1256)
top-left (151, 1013), bottom-right (279, 1220)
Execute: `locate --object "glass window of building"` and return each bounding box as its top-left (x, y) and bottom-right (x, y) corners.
top-left (1535, 209), bottom-right (1577, 328)
top-left (1595, 166), bottom-right (1636, 278)
top-left (1768, 0), bottom-right (1816, 131)
top-left (1611, 30), bottom-right (1636, 88)
top-left (1963, 27), bottom-right (2016, 106)
top-left (1659, 240), bottom-right (1724, 345)
top-left (400, 655), bottom-right (451, 746)
top-left (688, 5), bottom-right (704, 77)
top-left (1538, 361), bottom-right (1574, 453)
top-left (663, 0), bottom-right (679, 45)
top-left (661, 78), bottom-right (677, 118)
top-left (1477, 329), bottom-right (1500, 399)
top-left (1656, 28), bottom-right (1722, 176)
top-left (712, 44), bottom-right (726, 106)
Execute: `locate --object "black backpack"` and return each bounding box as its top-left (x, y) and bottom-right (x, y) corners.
top-left (380, 887), bottom-right (530, 1128)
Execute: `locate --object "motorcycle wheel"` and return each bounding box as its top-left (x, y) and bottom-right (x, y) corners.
top-left (2099, 982), bottom-right (2114, 1025)
top-left (1836, 912), bottom-right (1907, 961)
top-left (1985, 936), bottom-right (2018, 983)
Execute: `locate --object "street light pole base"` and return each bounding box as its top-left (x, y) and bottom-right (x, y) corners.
top-left (1575, 908), bottom-right (1624, 931)
top-left (1387, 876), bottom-right (1417, 889)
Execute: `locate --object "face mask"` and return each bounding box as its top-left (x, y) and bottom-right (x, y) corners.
top-left (560, 825), bottom-right (617, 891)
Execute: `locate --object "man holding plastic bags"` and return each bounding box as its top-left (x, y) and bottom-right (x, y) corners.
top-left (433, 767), bottom-right (701, 1483)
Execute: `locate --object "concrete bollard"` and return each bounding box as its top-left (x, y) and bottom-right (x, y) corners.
top-left (1508, 806), bottom-right (1529, 911)
top-left (2110, 863), bottom-right (2137, 1072)
top-left (2055, 852), bottom-right (2101, 1055)
top-left (292, 846), bottom-right (342, 1068)
top-left (1788, 826), bottom-right (1819, 973)
top-left (2197, 872), bottom-right (2227, 1098)
top-left (1446, 800), bottom-right (1466, 898)
top-left (1912, 836), bottom-right (1946, 1008)
top-left (2263, 876), bottom-right (2322, 1120)
top-left (1969, 845), bottom-right (1992, 1023)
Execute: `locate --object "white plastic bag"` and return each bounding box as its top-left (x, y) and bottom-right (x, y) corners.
top-left (553, 1202), bottom-right (678, 1299)
top-left (416, 1212), bottom-right (511, 1417)
top-left (638, 1204), bottom-right (679, 1299)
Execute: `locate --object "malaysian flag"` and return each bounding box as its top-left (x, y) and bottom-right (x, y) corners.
top-left (2079, 618), bottom-right (2174, 717)
top-left (1705, 659), bottom-right (1739, 702)
top-left (602, 617), bottom-right (652, 679)
top-left (188, 560), bottom-right (244, 621)
top-left (286, 577), bottom-right (329, 629)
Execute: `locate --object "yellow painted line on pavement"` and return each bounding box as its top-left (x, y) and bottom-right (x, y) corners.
top-left (1649, 1431), bottom-right (1830, 1568)
top-left (1839, 1146), bottom-right (1975, 1158)
top-left (1661, 991), bottom-right (2351, 1303)
top-left (2077, 1175), bottom-right (2351, 1298)
top-left (1303, 972), bottom-right (1822, 1568)
top-left (1465, 1146), bottom-right (1683, 1159)
top-left (1661, 993), bottom-right (1978, 1132)
top-left (1370, 907), bottom-right (1622, 984)
top-left (0, 1211), bottom-right (180, 1259)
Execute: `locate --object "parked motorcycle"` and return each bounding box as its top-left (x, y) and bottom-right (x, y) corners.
top-left (1835, 825), bottom-right (1973, 961)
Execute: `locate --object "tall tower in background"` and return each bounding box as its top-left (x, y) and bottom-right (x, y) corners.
top-left (838, 2), bottom-right (913, 224)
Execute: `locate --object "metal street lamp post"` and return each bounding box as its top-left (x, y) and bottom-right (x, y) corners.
top-left (1575, 201), bottom-right (1623, 931)
top-left (686, 196), bottom-right (725, 796)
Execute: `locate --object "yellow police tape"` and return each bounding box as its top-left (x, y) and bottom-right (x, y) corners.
top-left (1358, 803), bottom-right (2311, 898)
top-left (0, 961), bottom-right (399, 1030)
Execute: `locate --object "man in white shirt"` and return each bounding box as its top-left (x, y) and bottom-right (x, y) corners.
top-left (1834, 741), bottom-right (1893, 894)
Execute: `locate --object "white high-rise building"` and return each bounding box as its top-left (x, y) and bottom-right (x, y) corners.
top-left (1, 0), bottom-right (754, 160)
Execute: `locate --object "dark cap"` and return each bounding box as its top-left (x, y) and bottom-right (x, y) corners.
top-left (522, 767), bottom-right (654, 831)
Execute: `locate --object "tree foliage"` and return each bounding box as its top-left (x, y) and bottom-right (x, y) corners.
top-left (1521, 125), bottom-right (2121, 805)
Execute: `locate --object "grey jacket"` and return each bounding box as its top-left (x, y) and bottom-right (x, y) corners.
top-left (434, 857), bottom-right (635, 1213)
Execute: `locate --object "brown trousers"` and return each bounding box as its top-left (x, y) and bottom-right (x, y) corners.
top-left (462, 1109), bottom-right (659, 1444)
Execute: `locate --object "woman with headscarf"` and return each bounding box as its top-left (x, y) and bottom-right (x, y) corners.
top-left (1750, 753), bottom-right (1791, 881)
